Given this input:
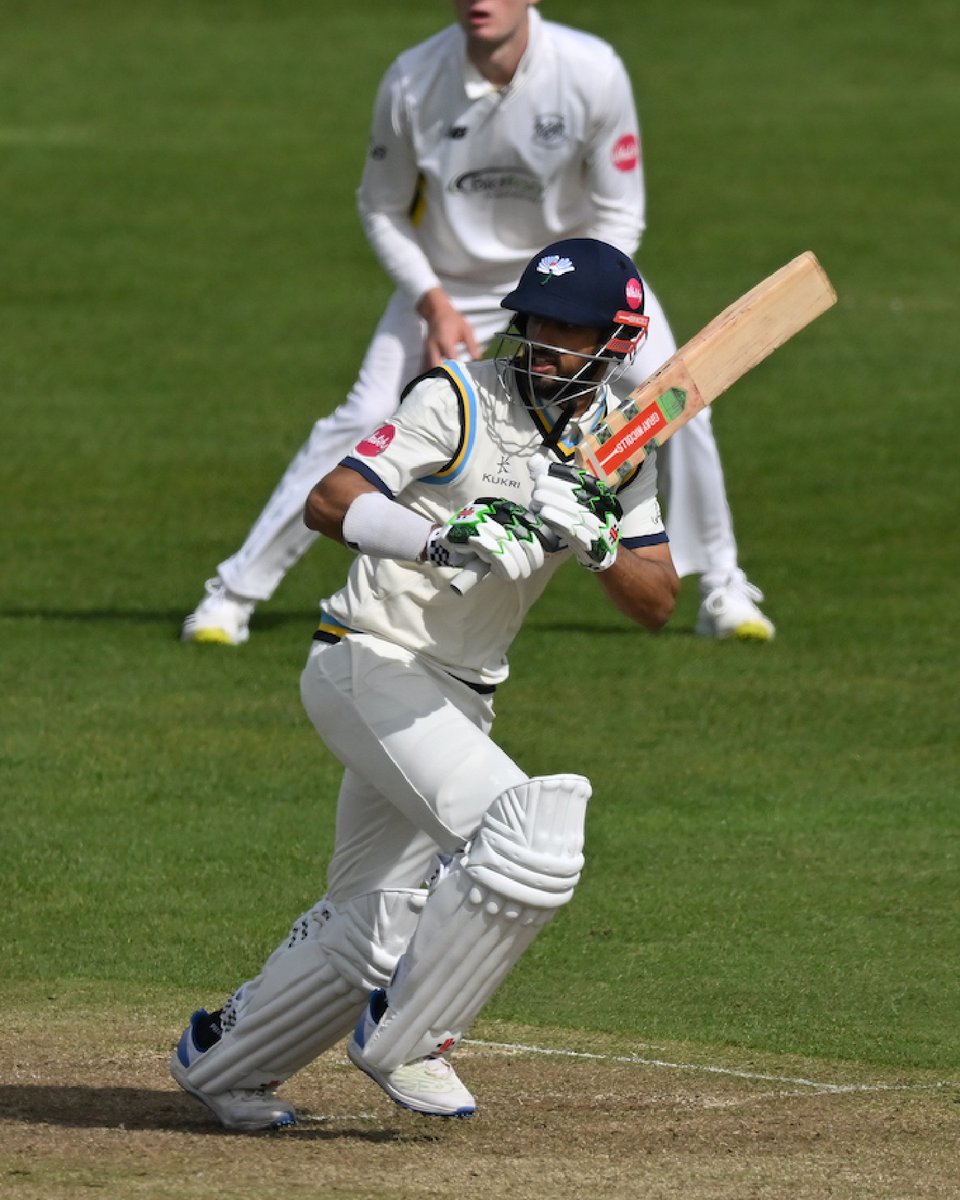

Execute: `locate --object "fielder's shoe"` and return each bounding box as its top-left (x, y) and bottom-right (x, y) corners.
top-left (180, 578), bottom-right (255, 646)
top-left (347, 989), bottom-right (476, 1118)
top-left (170, 1008), bottom-right (297, 1132)
top-left (696, 570), bottom-right (776, 641)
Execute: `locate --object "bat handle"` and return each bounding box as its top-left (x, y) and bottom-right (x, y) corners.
top-left (450, 558), bottom-right (490, 595)
top-left (528, 447), bottom-right (552, 480)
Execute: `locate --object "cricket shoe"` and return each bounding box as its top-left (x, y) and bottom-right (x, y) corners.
top-left (170, 1008), bottom-right (297, 1132)
top-left (347, 989), bottom-right (476, 1118)
top-left (180, 578), bottom-right (255, 646)
top-left (695, 570), bottom-right (776, 641)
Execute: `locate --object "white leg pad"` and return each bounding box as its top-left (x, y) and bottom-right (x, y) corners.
top-left (359, 774), bottom-right (591, 1073)
top-left (184, 889), bottom-right (424, 1091)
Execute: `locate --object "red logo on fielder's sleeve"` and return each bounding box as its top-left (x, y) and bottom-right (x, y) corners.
top-left (611, 133), bottom-right (639, 172)
top-left (356, 423), bottom-right (397, 456)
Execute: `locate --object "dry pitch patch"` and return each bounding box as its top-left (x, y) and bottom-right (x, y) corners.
top-left (2, 1006), bottom-right (958, 1200)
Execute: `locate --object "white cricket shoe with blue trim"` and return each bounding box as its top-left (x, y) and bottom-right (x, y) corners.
top-left (170, 1009), bottom-right (297, 1132)
top-left (347, 990), bottom-right (476, 1118)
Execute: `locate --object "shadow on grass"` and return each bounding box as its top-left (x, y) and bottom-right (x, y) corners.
top-left (0, 608), bottom-right (318, 628)
top-left (0, 607), bottom-right (699, 639)
top-left (527, 618), bottom-right (693, 637)
top-left (0, 1083), bottom-right (435, 1142)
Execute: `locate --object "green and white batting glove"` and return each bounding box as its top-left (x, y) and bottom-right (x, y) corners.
top-left (529, 461), bottom-right (623, 572)
top-left (429, 497), bottom-right (552, 582)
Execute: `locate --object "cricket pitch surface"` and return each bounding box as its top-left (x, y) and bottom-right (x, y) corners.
top-left (2, 1006), bottom-right (957, 1199)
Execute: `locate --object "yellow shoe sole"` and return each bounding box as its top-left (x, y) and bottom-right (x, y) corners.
top-left (183, 628), bottom-right (240, 646)
top-left (731, 621), bottom-right (775, 641)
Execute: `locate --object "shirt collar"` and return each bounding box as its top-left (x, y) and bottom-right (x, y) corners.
top-left (564, 391), bottom-right (609, 442)
top-left (459, 6), bottom-right (540, 99)
top-left (516, 381), bottom-right (611, 456)
top-left (463, 58), bottom-right (497, 100)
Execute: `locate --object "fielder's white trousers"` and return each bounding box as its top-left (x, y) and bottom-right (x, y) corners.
top-left (300, 633), bottom-right (527, 901)
top-left (217, 280), bottom-right (740, 600)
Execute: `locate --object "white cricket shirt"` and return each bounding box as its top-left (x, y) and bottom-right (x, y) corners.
top-left (319, 359), bottom-right (666, 687)
top-left (357, 8), bottom-right (645, 303)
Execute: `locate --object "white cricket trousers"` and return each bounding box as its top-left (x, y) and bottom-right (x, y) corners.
top-left (217, 280), bottom-right (740, 600)
top-left (299, 633), bottom-right (527, 901)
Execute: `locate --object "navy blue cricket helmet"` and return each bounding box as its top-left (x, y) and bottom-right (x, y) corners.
top-left (502, 238), bottom-right (646, 344)
top-left (497, 238), bottom-right (650, 410)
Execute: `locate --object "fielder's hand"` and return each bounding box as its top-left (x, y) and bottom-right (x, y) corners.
top-left (529, 461), bottom-right (622, 572)
top-left (431, 498), bottom-right (551, 582)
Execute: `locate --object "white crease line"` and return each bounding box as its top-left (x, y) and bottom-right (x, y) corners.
top-left (465, 1039), bottom-right (959, 1095)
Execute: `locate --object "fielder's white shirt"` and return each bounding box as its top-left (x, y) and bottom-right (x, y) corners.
top-left (319, 359), bottom-right (667, 687)
top-left (357, 8), bottom-right (644, 303)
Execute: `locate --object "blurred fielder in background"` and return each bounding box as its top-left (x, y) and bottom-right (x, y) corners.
top-left (171, 236), bottom-right (678, 1128)
top-left (182, 0), bottom-right (774, 645)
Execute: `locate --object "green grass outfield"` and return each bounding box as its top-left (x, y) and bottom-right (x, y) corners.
top-left (2, 0), bottom-right (958, 1081)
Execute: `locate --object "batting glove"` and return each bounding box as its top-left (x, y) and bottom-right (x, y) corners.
top-left (432, 498), bottom-right (551, 582)
top-left (530, 462), bottom-right (623, 572)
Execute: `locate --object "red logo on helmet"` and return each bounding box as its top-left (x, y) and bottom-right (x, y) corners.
top-left (356, 423), bottom-right (396, 456)
top-left (625, 277), bottom-right (643, 310)
top-left (612, 134), bottom-right (639, 172)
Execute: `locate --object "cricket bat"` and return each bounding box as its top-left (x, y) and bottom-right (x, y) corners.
top-left (451, 250), bottom-right (837, 594)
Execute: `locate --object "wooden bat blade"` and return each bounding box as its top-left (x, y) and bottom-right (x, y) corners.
top-left (450, 251), bottom-right (836, 595)
top-left (577, 251), bottom-right (837, 485)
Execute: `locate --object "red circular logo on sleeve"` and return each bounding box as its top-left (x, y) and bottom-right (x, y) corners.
top-left (356, 423), bottom-right (397, 457)
top-left (612, 133), bottom-right (639, 172)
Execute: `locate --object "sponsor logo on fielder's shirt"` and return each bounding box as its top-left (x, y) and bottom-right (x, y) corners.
top-left (611, 133), bottom-right (639, 172)
top-left (449, 168), bottom-right (543, 202)
top-left (356, 423), bottom-right (396, 456)
top-left (447, 125), bottom-right (468, 139)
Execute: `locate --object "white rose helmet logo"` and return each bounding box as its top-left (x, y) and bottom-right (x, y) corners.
top-left (536, 255), bottom-right (575, 283)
